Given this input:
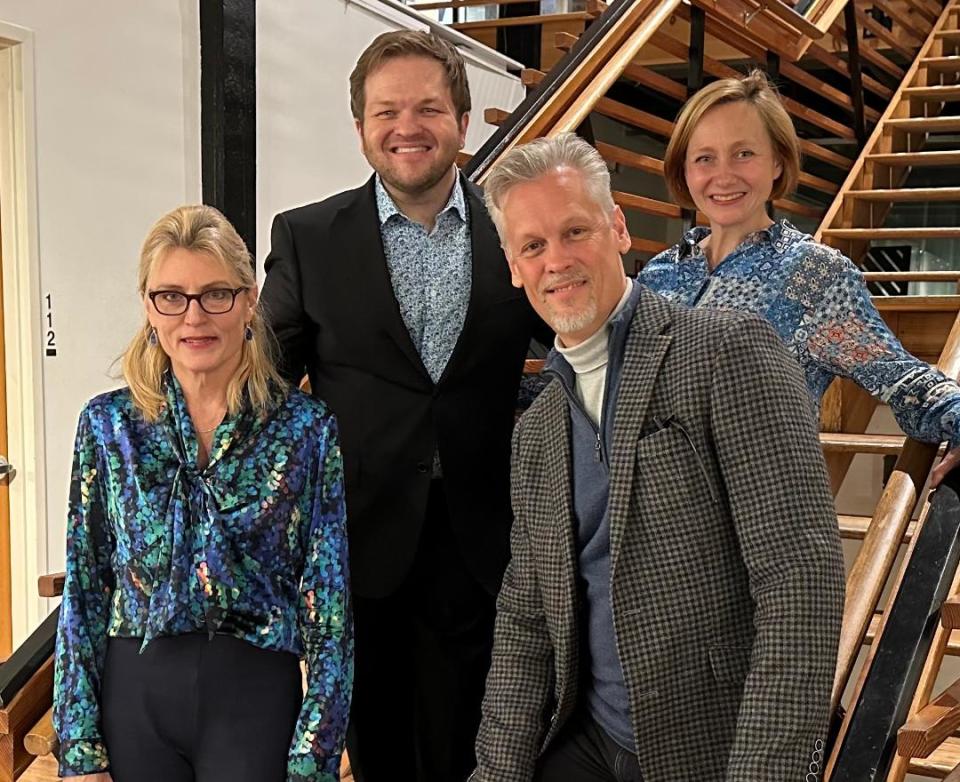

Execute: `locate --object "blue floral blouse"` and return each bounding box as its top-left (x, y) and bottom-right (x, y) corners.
top-left (53, 375), bottom-right (352, 781)
top-left (641, 219), bottom-right (960, 449)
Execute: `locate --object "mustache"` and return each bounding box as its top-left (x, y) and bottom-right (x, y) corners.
top-left (539, 273), bottom-right (588, 297)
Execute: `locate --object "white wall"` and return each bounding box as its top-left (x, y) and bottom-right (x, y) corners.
top-left (256, 0), bottom-right (526, 266)
top-left (0, 0), bottom-right (202, 642)
top-left (0, 0), bottom-right (523, 642)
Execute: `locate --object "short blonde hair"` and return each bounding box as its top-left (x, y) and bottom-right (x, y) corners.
top-left (664, 70), bottom-right (801, 209)
top-left (121, 205), bottom-right (284, 421)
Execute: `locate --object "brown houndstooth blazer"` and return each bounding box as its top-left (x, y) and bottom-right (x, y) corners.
top-left (472, 286), bottom-right (845, 782)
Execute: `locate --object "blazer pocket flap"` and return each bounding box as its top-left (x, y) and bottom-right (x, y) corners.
top-left (708, 645), bottom-right (752, 685)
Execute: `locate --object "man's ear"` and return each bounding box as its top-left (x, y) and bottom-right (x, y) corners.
top-left (612, 205), bottom-right (631, 255)
top-left (506, 255), bottom-right (524, 289)
top-left (354, 118), bottom-right (365, 153)
top-left (458, 112), bottom-right (470, 149)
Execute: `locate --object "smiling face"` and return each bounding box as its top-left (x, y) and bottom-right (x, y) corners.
top-left (356, 55), bottom-right (468, 199)
top-left (145, 247), bottom-right (257, 385)
top-left (684, 101), bottom-right (783, 237)
top-left (500, 167), bottom-right (631, 347)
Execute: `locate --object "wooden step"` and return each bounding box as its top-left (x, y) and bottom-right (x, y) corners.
top-left (631, 237), bottom-right (670, 255)
top-left (867, 150), bottom-right (960, 166)
top-left (821, 227), bottom-right (960, 239)
top-left (905, 84), bottom-right (960, 101)
top-left (935, 28), bottom-right (960, 41)
top-left (922, 55), bottom-right (960, 72)
top-left (908, 735), bottom-right (960, 775)
top-left (613, 191), bottom-right (681, 219)
top-left (886, 115), bottom-right (960, 132)
top-left (595, 142), bottom-right (664, 176)
top-left (594, 97), bottom-right (673, 138)
top-left (819, 432), bottom-right (905, 454)
top-left (864, 270), bottom-right (960, 282)
top-left (838, 514), bottom-right (916, 541)
top-left (846, 187), bottom-right (960, 201)
top-left (871, 295), bottom-right (960, 312)
top-left (798, 170), bottom-right (840, 195)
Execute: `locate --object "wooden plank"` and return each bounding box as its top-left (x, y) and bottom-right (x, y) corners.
top-left (524, 358), bottom-right (545, 374)
top-left (613, 190), bottom-right (681, 218)
top-left (780, 59), bottom-right (882, 122)
top-left (909, 736), bottom-right (960, 774)
top-left (595, 141), bottom-right (664, 175)
top-left (847, 187), bottom-right (960, 201)
top-left (452, 11), bottom-right (592, 30)
top-left (772, 198), bottom-right (823, 219)
top-left (855, 30), bottom-right (909, 79)
top-left (936, 28), bottom-right (960, 40)
top-left (905, 83), bottom-right (960, 99)
top-left (922, 55), bottom-right (960, 71)
top-left (409, 0), bottom-right (544, 9)
top-left (630, 236), bottom-right (670, 254)
top-left (621, 62), bottom-right (687, 101)
top-left (821, 227), bottom-right (960, 238)
top-left (798, 138), bottom-right (853, 169)
top-left (865, 270), bottom-right (960, 281)
top-left (856, 5), bottom-right (918, 57)
top-left (943, 595), bottom-right (960, 630)
top-left (872, 295), bottom-right (960, 312)
top-left (898, 677), bottom-right (960, 759)
top-left (798, 170), bottom-right (840, 195)
top-left (886, 115), bottom-right (960, 131)
top-left (866, 150), bottom-right (960, 165)
top-left (520, 68), bottom-right (545, 88)
top-left (594, 96), bottom-right (674, 137)
top-left (806, 40), bottom-right (895, 99)
top-left (881, 0), bottom-right (935, 41)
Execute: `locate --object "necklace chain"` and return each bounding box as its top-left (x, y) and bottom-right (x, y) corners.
top-left (194, 408), bottom-right (226, 434)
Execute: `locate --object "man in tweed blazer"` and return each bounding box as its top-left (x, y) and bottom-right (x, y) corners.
top-left (472, 133), bottom-right (845, 782)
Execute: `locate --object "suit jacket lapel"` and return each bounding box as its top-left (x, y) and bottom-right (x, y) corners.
top-left (334, 176), bottom-right (431, 383)
top-left (608, 289), bottom-right (673, 579)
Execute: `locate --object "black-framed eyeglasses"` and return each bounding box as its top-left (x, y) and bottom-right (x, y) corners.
top-left (148, 287), bottom-right (248, 316)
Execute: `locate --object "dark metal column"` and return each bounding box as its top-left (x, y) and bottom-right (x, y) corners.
top-left (844, 0), bottom-right (869, 148)
top-left (200, 0), bottom-right (257, 258)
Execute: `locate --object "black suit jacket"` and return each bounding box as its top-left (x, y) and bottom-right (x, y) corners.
top-left (261, 175), bottom-right (549, 599)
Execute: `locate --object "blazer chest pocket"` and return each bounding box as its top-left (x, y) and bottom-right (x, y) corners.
top-left (634, 417), bottom-right (718, 505)
top-left (708, 645), bottom-right (752, 686)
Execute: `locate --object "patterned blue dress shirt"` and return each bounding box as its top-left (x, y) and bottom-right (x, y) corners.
top-left (53, 375), bottom-right (352, 781)
top-left (375, 174), bottom-right (471, 384)
top-left (641, 219), bottom-right (960, 449)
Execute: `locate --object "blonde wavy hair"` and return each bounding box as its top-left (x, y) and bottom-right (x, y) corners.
top-left (121, 205), bottom-right (284, 421)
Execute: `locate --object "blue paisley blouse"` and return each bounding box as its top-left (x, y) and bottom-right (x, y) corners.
top-left (53, 375), bottom-right (352, 781)
top-left (641, 219), bottom-right (960, 450)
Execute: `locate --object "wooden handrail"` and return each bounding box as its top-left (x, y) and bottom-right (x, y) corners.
top-left (23, 707), bottom-right (57, 758)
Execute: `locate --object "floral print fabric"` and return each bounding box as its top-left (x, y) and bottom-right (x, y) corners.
top-left (53, 375), bottom-right (352, 781)
top-left (641, 219), bottom-right (960, 449)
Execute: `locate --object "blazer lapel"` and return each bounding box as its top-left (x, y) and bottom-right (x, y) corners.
top-left (541, 382), bottom-right (580, 650)
top-left (334, 176), bottom-right (431, 384)
top-left (608, 290), bottom-right (673, 579)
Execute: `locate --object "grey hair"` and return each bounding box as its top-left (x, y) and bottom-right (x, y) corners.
top-left (483, 132), bottom-right (616, 241)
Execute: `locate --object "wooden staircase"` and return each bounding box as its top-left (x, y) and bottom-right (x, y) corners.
top-left (432, 0), bottom-right (960, 778)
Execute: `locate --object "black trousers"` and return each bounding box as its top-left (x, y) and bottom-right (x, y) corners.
top-left (535, 712), bottom-right (644, 782)
top-left (101, 634), bottom-right (302, 782)
top-left (347, 480), bottom-right (497, 782)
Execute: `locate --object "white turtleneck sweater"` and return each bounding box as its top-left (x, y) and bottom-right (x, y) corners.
top-left (554, 280), bottom-right (633, 428)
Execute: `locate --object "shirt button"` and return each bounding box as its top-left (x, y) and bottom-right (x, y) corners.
top-left (416, 462), bottom-right (429, 474)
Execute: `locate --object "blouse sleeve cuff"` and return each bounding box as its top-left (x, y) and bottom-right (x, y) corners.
top-left (58, 737), bottom-right (110, 777)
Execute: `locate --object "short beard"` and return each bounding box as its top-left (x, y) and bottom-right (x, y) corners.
top-left (547, 298), bottom-right (598, 339)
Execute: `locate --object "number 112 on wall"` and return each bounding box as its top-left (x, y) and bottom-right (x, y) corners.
top-left (44, 292), bottom-right (56, 357)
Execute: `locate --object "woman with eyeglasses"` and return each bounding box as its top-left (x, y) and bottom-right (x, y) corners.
top-left (52, 205), bottom-right (352, 782)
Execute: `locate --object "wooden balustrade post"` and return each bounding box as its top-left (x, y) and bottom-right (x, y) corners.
top-left (683, 4), bottom-right (705, 232)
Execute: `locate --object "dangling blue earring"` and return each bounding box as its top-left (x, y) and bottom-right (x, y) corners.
top-left (244, 325), bottom-right (253, 342)
top-left (148, 327), bottom-right (159, 346)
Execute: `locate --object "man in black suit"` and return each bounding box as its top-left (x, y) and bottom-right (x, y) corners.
top-left (261, 30), bottom-right (548, 782)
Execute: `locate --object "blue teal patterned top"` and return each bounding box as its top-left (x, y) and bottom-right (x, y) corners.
top-left (53, 375), bottom-right (352, 781)
top-left (375, 173), bottom-right (471, 384)
top-left (640, 219), bottom-right (960, 449)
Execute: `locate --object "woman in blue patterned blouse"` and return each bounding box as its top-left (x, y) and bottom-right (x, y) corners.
top-left (53, 205), bottom-right (352, 782)
top-left (641, 70), bottom-right (960, 485)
